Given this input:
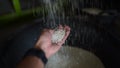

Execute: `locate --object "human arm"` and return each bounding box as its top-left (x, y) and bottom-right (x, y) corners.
top-left (17, 25), bottom-right (71, 68)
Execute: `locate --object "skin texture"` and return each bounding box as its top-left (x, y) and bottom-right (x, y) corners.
top-left (17, 25), bottom-right (71, 68)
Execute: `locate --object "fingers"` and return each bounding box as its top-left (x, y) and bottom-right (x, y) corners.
top-left (42, 29), bottom-right (54, 34)
top-left (62, 25), bottom-right (71, 42)
top-left (64, 25), bottom-right (71, 31)
top-left (58, 24), bottom-right (63, 29)
top-left (42, 25), bottom-right (70, 46)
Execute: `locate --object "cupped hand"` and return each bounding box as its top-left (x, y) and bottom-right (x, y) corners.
top-left (35, 25), bottom-right (70, 59)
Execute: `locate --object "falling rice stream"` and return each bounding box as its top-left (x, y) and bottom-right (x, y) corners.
top-left (31, 0), bottom-right (106, 68)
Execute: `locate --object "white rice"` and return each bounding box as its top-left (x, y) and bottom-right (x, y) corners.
top-left (51, 29), bottom-right (66, 43)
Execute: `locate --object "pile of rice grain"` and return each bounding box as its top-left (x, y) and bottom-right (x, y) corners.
top-left (51, 29), bottom-right (66, 43)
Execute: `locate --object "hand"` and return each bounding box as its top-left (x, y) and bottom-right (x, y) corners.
top-left (35, 25), bottom-right (70, 59)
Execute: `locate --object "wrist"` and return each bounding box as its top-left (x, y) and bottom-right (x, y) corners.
top-left (34, 46), bottom-right (50, 59)
top-left (24, 48), bottom-right (48, 65)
